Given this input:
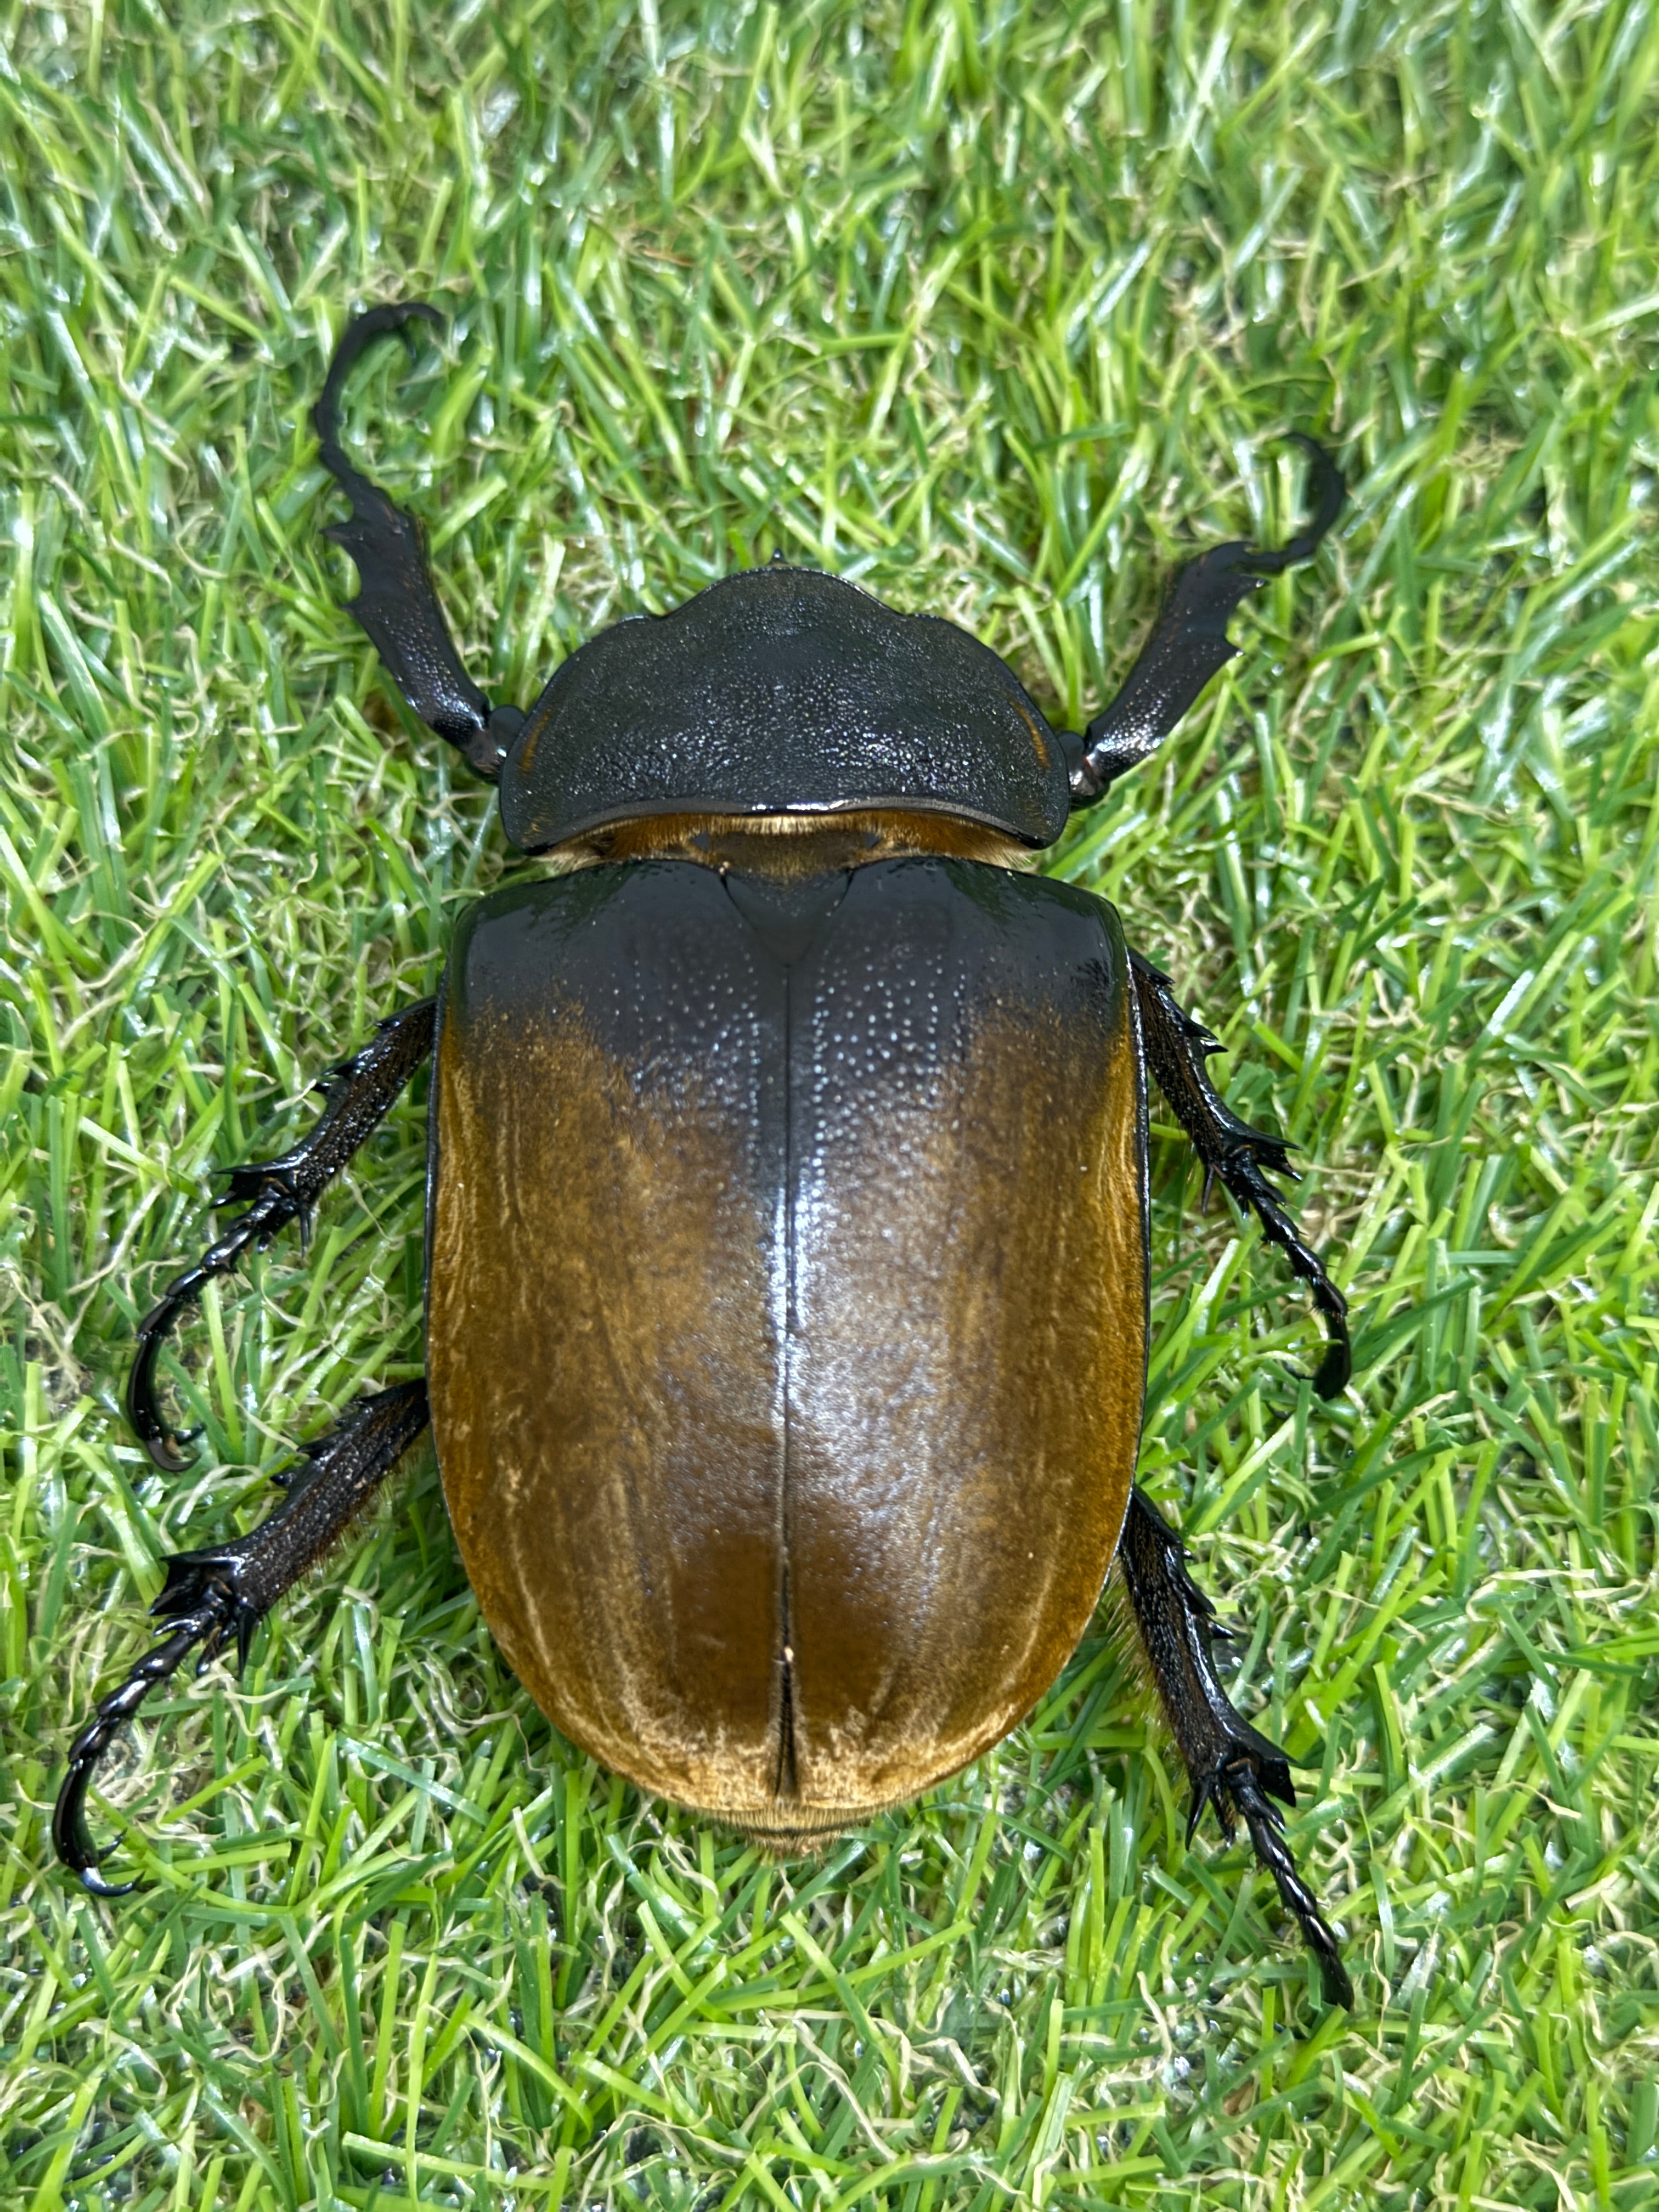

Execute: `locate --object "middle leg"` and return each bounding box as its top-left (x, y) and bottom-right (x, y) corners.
top-left (54, 1380), bottom-right (431, 1894)
top-left (1131, 952), bottom-right (1350, 1397)
top-left (128, 997), bottom-right (436, 1468)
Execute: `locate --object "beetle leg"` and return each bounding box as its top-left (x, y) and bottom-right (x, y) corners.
top-left (1130, 952), bottom-right (1351, 1398)
top-left (55, 1381), bottom-right (430, 1895)
top-left (129, 999), bottom-right (436, 1470)
top-left (313, 302), bottom-right (525, 781)
top-left (1065, 436), bottom-right (1344, 804)
top-left (1117, 1487), bottom-right (1353, 2008)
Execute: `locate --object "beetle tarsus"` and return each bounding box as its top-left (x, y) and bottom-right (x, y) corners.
top-left (1225, 1762), bottom-right (1355, 2011)
top-left (127, 1001), bottom-right (437, 1468)
top-left (128, 1200), bottom-right (291, 1471)
top-left (55, 1382), bottom-right (431, 1893)
top-left (1130, 952), bottom-right (1351, 1398)
top-left (1070, 436), bottom-right (1344, 803)
top-left (53, 1586), bottom-right (249, 1895)
top-left (1116, 1487), bottom-right (1352, 2006)
top-left (313, 301), bottom-right (444, 448)
top-left (314, 302), bottom-right (520, 780)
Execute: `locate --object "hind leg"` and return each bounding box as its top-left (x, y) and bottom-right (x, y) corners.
top-left (55, 1382), bottom-right (431, 1894)
top-left (1116, 1487), bottom-right (1352, 2008)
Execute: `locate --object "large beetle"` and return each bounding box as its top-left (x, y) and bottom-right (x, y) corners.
top-left (55, 303), bottom-right (1355, 2008)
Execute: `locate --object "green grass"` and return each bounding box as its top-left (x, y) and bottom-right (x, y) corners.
top-left (2, 1), bottom-right (1657, 2205)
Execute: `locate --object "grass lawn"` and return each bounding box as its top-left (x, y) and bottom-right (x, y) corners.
top-left (2, 2), bottom-right (1657, 2206)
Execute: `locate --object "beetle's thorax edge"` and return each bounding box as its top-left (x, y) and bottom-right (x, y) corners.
top-left (543, 807), bottom-right (1032, 879)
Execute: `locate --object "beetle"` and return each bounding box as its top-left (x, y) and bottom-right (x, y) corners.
top-left (54, 301), bottom-right (1355, 2008)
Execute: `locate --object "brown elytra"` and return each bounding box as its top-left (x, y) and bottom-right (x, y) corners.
top-left (428, 814), bottom-right (1145, 1838)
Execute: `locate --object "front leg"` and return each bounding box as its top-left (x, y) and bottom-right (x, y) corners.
top-left (313, 303), bottom-right (524, 779)
top-left (1117, 1488), bottom-right (1353, 2008)
top-left (1068, 437), bottom-right (1344, 803)
top-left (1131, 952), bottom-right (1350, 1398)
